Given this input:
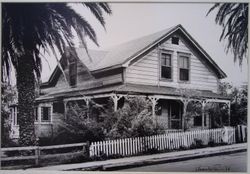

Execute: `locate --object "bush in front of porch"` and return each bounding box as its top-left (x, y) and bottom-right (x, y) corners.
top-left (103, 97), bottom-right (165, 139)
top-left (50, 103), bottom-right (105, 145)
top-left (46, 96), bottom-right (164, 145)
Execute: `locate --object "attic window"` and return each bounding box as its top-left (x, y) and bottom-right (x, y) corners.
top-left (69, 57), bottom-right (77, 87)
top-left (171, 37), bottom-right (179, 45)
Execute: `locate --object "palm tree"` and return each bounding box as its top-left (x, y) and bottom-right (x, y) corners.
top-left (2, 3), bottom-right (111, 146)
top-left (207, 3), bottom-right (248, 66)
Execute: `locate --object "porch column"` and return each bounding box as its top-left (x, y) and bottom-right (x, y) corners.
top-left (63, 101), bottom-right (68, 119)
top-left (227, 101), bottom-right (231, 126)
top-left (83, 98), bottom-right (90, 121)
top-left (201, 100), bottom-right (207, 129)
top-left (148, 97), bottom-right (159, 122)
top-left (181, 99), bottom-right (189, 131)
top-left (111, 94), bottom-right (122, 112)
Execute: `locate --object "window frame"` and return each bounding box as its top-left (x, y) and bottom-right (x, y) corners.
top-left (36, 103), bottom-right (53, 124)
top-left (160, 49), bottom-right (174, 81)
top-left (34, 106), bottom-right (38, 122)
top-left (41, 106), bottom-right (52, 122)
top-left (177, 52), bottom-right (191, 83)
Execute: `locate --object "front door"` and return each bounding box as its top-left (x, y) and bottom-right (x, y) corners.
top-left (169, 101), bottom-right (182, 129)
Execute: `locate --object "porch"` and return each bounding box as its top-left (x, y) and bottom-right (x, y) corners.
top-left (35, 83), bottom-right (231, 132)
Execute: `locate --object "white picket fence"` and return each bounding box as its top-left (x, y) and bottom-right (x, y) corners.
top-left (89, 127), bottom-right (236, 157)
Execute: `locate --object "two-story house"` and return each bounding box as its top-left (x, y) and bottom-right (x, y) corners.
top-left (10, 24), bottom-right (231, 138)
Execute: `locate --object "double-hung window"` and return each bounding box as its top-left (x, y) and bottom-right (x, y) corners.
top-left (161, 52), bottom-right (172, 80)
top-left (41, 106), bottom-right (52, 122)
top-left (178, 54), bottom-right (190, 81)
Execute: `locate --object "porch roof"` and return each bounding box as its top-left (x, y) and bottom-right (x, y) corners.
top-left (36, 83), bottom-right (230, 101)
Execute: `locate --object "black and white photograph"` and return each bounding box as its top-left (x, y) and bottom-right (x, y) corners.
top-left (1, 2), bottom-right (248, 173)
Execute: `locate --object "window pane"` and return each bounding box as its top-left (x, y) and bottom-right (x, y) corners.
top-left (179, 57), bottom-right (184, 68)
top-left (183, 57), bottom-right (188, 68)
top-left (161, 57), bottom-right (166, 66)
top-left (161, 67), bottom-right (171, 79)
top-left (161, 53), bottom-right (171, 67)
top-left (42, 107), bottom-right (51, 122)
top-left (180, 69), bottom-right (189, 81)
top-left (179, 56), bottom-right (189, 68)
top-left (166, 57), bottom-right (171, 67)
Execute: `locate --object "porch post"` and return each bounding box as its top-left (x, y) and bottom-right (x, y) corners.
top-left (148, 97), bottom-right (159, 123)
top-left (63, 101), bottom-right (68, 119)
top-left (227, 101), bottom-right (231, 126)
top-left (83, 98), bottom-right (90, 121)
top-left (201, 100), bottom-right (207, 129)
top-left (181, 99), bottom-right (189, 131)
top-left (111, 94), bottom-right (122, 112)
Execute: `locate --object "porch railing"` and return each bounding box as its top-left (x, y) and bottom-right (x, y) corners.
top-left (89, 127), bottom-right (236, 157)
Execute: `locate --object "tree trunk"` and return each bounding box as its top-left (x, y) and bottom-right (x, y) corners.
top-left (17, 54), bottom-right (37, 146)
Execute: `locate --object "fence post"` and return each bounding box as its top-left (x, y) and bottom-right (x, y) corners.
top-left (85, 141), bottom-right (90, 158)
top-left (35, 146), bottom-right (40, 166)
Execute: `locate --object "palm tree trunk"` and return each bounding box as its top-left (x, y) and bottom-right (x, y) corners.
top-left (16, 54), bottom-right (37, 146)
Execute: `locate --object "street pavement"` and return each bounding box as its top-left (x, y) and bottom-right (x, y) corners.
top-left (118, 151), bottom-right (247, 172)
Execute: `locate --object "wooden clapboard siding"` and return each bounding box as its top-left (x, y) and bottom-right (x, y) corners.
top-left (126, 36), bottom-right (219, 93)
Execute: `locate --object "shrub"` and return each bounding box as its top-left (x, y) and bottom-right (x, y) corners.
top-left (105, 97), bottom-right (164, 139)
top-left (143, 147), bottom-right (159, 155)
top-left (51, 103), bottom-right (105, 145)
top-left (194, 138), bottom-right (204, 148)
top-left (208, 138), bottom-right (216, 147)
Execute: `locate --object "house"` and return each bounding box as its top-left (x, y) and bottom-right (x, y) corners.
top-left (10, 24), bottom-right (231, 138)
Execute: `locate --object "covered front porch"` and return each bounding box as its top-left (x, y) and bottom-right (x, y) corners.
top-left (149, 95), bottom-right (231, 131)
top-left (35, 83), bottom-right (231, 134)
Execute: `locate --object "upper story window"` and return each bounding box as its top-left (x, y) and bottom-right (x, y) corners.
top-left (178, 53), bottom-right (190, 81)
top-left (171, 37), bottom-right (179, 45)
top-left (161, 52), bottom-right (172, 80)
top-left (68, 57), bottom-right (77, 87)
top-left (41, 106), bottom-right (52, 122)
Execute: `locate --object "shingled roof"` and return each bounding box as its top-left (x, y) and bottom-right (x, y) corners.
top-left (43, 24), bottom-right (226, 86)
top-left (37, 83), bottom-right (230, 102)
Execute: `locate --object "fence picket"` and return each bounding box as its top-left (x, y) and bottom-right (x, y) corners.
top-left (87, 127), bottom-right (237, 157)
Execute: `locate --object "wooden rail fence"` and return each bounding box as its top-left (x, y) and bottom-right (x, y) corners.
top-left (1, 142), bottom-right (88, 166)
top-left (89, 127), bottom-right (236, 157)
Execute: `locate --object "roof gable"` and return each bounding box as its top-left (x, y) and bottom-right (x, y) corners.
top-left (42, 24), bottom-right (226, 87)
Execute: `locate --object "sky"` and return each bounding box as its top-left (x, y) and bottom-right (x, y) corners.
top-left (40, 3), bottom-right (248, 87)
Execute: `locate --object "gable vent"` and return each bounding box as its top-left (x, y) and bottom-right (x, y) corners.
top-left (171, 36), bottom-right (179, 45)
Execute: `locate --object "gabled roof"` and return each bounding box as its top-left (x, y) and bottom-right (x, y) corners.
top-left (43, 24), bottom-right (226, 86)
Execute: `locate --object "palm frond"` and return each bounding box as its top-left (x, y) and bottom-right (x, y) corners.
top-left (207, 3), bottom-right (248, 66)
top-left (2, 2), bottom-right (112, 83)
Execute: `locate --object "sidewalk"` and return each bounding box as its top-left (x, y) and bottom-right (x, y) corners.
top-left (29, 143), bottom-right (247, 171)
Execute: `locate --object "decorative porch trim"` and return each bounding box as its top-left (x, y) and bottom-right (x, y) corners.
top-left (180, 99), bottom-right (189, 130)
top-left (148, 97), bottom-right (159, 122)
